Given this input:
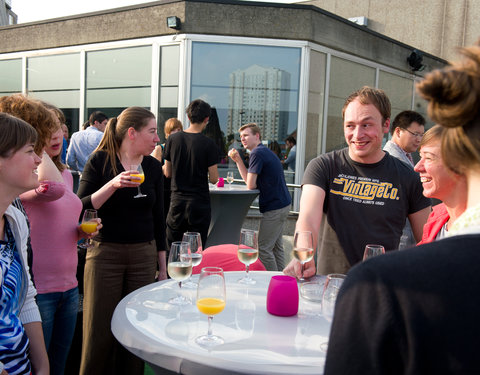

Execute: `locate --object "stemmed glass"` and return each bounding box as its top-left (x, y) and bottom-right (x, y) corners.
top-left (320, 273), bottom-right (346, 352)
top-left (81, 209), bottom-right (98, 248)
top-left (237, 229), bottom-right (258, 285)
top-left (363, 244), bottom-right (385, 260)
top-left (195, 267), bottom-right (226, 347)
top-left (181, 232), bottom-right (203, 289)
top-left (226, 171), bottom-right (234, 189)
top-left (130, 164), bottom-right (146, 198)
top-left (167, 241), bottom-right (192, 305)
top-left (292, 231), bottom-right (314, 282)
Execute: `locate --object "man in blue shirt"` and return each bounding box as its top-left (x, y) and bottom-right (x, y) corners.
top-left (282, 135), bottom-right (296, 171)
top-left (228, 123), bottom-right (291, 271)
top-left (66, 111), bottom-right (108, 172)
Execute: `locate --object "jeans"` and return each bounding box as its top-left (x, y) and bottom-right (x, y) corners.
top-left (36, 287), bottom-right (79, 375)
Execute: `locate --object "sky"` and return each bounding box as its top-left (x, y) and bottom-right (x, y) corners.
top-left (13, 0), bottom-right (297, 24)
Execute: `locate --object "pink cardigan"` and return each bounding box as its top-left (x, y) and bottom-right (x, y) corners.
top-left (20, 169), bottom-right (82, 294)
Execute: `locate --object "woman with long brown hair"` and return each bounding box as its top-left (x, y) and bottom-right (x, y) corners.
top-left (77, 106), bottom-right (167, 375)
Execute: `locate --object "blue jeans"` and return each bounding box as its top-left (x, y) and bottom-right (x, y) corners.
top-left (36, 287), bottom-right (79, 375)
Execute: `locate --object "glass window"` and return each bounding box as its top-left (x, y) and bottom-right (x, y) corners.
top-left (86, 46), bottom-right (152, 119)
top-left (326, 57), bottom-right (376, 152)
top-left (27, 53), bottom-right (80, 132)
top-left (306, 50), bottom-right (327, 166)
top-left (158, 45), bottom-right (180, 139)
top-left (0, 58), bottom-right (22, 96)
top-left (191, 41), bottom-right (301, 180)
top-left (378, 71), bottom-right (414, 124)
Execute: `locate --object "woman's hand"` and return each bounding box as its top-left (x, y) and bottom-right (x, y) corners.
top-left (110, 170), bottom-right (140, 190)
top-left (77, 218), bottom-right (103, 240)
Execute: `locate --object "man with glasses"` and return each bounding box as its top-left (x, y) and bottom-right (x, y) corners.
top-left (384, 110), bottom-right (426, 167)
top-left (384, 110), bottom-right (426, 248)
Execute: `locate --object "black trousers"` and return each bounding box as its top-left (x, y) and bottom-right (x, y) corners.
top-left (166, 196), bottom-right (211, 249)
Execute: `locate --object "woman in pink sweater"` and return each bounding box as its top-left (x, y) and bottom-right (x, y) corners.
top-left (20, 106), bottom-right (100, 375)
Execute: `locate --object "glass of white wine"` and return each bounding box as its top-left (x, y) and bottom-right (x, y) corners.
top-left (167, 241), bottom-right (192, 305)
top-left (320, 273), bottom-right (346, 352)
top-left (195, 267), bottom-right (226, 347)
top-left (81, 209), bottom-right (98, 248)
top-left (292, 231), bottom-right (314, 282)
top-left (363, 244), bottom-right (385, 260)
top-left (130, 164), bottom-right (146, 198)
top-left (181, 232), bottom-right (203, 289)
top-left (226, 171), bottom-right (234, 189)
top-left (237, 229), bottom-right (259, 285)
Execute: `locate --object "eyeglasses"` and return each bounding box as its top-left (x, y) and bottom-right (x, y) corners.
top-left (403, 128), bottom-right (424, 139)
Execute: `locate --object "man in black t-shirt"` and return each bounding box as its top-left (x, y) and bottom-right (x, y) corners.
top-left (284, 87), bottom-right (431, 276)
top-left (164, 99), bottom-right (219, 247)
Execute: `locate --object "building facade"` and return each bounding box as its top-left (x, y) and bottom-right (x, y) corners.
top-left (0, 0), bottom-right (17, 26)
top-left (0, 0), bottom-right (446, 209)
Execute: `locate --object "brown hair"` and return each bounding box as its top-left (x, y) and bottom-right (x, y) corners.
top-left (38, 101), bottom-right (66, 172)
top-left (164, 118), bottom-right (183, 137)
top-left (0, 94), bottom-right (58, 155)
top-left (342, 86), bottom-right (391, 123)
top-left (238, 123), bottom-right (262, 139)
top-left (419, 124), bottom-right (445, 149)
top-left (95, 106), bottom-right (155, 175)
top-left (0, 113), bottom-right (37, 158)
top-left (417, 43), bottom-right (480, 174)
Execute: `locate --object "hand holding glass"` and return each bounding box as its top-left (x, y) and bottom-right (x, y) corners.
top-left (196, 267), bottom-right (226, 347)
top-left (292, 231), bottom-right (314, 281)
top-left (130, 164), bottom-right (146, 198)
top-left (81, 209), bottom-right (98, 248)
top-left (181, 232), bottom-right (203, 288)
top-left (237, 229), bottom-right (259, 285)
top-left (167, 241), bottom-right (192, 305)
top-left (363, 244), bottom-right (385, 260)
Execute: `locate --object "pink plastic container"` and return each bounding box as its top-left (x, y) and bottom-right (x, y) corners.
top-left (217, 177), bottom-right (224, 187)
top-left (266, 275), bottom-right (299, 317)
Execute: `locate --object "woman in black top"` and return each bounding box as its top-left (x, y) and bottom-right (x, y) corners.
top-left (77, 106), bottom-right (166, 375)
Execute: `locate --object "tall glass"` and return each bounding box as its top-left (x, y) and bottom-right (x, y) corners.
top-left (130, 164), bottom-right (146, 198)
top-left (292, 231), bottom-right (314, 282)
top-left (81, 209), bottom-right (98, 248)
top-left (195, 267), bottom-right (226, 347)
top-left (320, 273), bottom-right (346, 351)
top-left (226, 171), bottom-right (234, 189)
top-left (167, 241), bottom-right (192, 305)
top-left (363, 244), bottom-right (385, 260)
top-left (182, 232), bottom-right (203, 289)
top-left (237, 229), bottom-right (258, 285)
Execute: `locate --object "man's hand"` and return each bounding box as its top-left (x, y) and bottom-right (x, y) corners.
top-left (228, 148), bottom-right (241, 164)
top-left (283, 258), bottom-right (316, 279)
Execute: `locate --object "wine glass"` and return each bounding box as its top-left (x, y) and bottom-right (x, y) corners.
top-left (181, 232), bottom-right (203, 289)
top-left (226, 171), bottom-right (234, 189)
top-left (363, 244), bottom-right (385, 261)
top-left (292, 231), bottom-right (314, 282)
top-left (167, 241), bottom-right (192, 305)
top-left (320, 273), bottom-right (346, 352)
top-left (195, 267), bottom-right (226, 347)
top-left (81, 209), bottom-right (98, 248)
top-left (130, 164), bottom-right (146, 198)
top-left (237, 229), bottom-right (259, 285)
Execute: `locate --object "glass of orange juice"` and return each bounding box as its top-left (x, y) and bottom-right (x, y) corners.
top-left (130, 164), bottom-right (146, 198)
top-left (81, 209), bottom-right (98, 247)
top-left (195, 267), bottom-right (226, 347)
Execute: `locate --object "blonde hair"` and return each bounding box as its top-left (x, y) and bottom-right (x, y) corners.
top-left (238, 123), bottom-right (262, 139)
top-left (417, 43), bottom-right (480, 174)
top-left (164, 118), bottom-right (183, 137)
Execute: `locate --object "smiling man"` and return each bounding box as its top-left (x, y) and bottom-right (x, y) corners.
top-left (284, 86), bottom-right (431, 277)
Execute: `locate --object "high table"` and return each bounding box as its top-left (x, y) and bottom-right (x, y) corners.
top-left (112, 272), bottom-right (330, 375)
top-left (206, 184), bottom-right (260, 247)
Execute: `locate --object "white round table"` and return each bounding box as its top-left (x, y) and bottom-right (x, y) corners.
top-left (111, 271), bottom-right (329, 375)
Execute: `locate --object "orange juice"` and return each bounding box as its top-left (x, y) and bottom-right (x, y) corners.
top-left (81, 221), bottom-right (98, 234)
top-left (197, 298), bottom-right (226, 315)
top-left (130, 173), bottom-right (145, 184)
